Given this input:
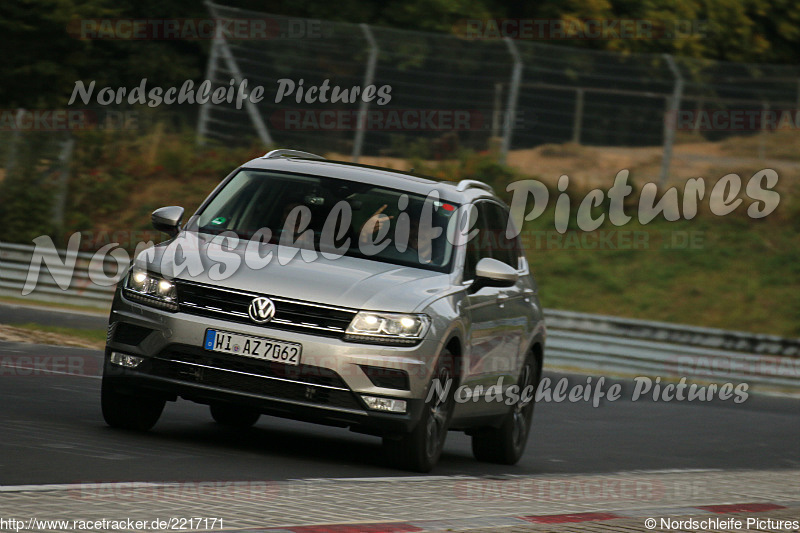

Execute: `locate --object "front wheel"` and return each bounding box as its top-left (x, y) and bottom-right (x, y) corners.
top-left (383, 349), bottom-right (456, 473)
top-left (472, 353), bottom-right (540, 465)
top-left (101, 378), bottom-right (165, 431)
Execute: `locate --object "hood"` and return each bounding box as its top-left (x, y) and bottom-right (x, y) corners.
top-left (137, 232), bottom-right (453, 312)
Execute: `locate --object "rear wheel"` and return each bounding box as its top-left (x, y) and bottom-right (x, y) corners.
top-left (210, 403), bottom-right (261, 428)
top-left (384, 349), bottom-right (456, 473)
top-left (101, 378), bottom-right (165, 431)
top-left (472, 353), bottom-right (540, 464)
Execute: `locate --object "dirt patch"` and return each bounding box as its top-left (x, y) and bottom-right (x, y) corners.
top-left (0, 325), bottom-right (104, 350)
top-left (332, 137), bottom-right (797, 191)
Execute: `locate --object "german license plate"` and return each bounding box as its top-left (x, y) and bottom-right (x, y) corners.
top-left (204, 329), bottom-right (301, 366)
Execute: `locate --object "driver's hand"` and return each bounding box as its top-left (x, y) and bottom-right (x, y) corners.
top-left (360, 204), bottom-right (394, 245)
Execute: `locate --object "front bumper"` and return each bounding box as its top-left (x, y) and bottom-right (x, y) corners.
top-left (104, 290), bottom-right (443, 434)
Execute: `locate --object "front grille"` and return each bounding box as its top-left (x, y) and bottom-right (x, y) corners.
top-left (164, 347), bottom-right (348, 389)
top-left (148, 354), bottom-right (363, 411)
top-left (174, 280), bottom-right (357, 337)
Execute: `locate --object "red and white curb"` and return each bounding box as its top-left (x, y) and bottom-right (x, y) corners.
top-left (234, 501), bottom-right (800, 532)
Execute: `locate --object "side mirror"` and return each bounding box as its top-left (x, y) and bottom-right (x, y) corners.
top-left (470, 257), bottom-right (518, 293)
top-left (151, 206), bottom-right (184, 237)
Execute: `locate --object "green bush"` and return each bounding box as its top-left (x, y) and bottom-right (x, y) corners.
top-left (0, 134), bottom-right (59, 242)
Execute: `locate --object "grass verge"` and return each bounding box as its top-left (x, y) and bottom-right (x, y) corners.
top-left (0, 323), bottom-right (106, 350)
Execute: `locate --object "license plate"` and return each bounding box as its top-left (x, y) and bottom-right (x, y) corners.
top-left (204, 329), bottom-right (301, 366)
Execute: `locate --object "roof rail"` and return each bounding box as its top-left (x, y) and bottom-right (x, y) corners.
top-left (455, 179), bottom-right (494, 193)
top-left (262, 149), bottom-right (326, 160)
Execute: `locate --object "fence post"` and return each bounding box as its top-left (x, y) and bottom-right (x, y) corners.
top-left (500, 37), bottom-right (522, 165)
top-left (196, 25), bottom-right (221, 147)
top-left (796, 78), bottom-right (800, 111)
top-left (572, 88), bottom-right (584, 144)
top-left (352, 23), bottom-right (379, 163)
top-left (693, 97), bottom-right (704, 134)
top-left (491, 82), bottom-right (503, 139)
top-left (759, 100), bottom-right (769, 160)
top-left (659, 54), bottom-right (684, 187)
top-left (5, 109), bottom-right (25, 173)
top-left (201, 0), bottom-right (273, 147)
top-left (51, 136), bottom-right (75, 236)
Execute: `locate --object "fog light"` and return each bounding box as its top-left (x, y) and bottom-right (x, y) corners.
top-left (361, 395), bottom-right (407, 413)
top-left (110, 352), bottom-right (144, 368)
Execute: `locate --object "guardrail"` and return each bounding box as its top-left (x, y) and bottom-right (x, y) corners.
top-left (0, 241), bottom-right (117, 308)
top-left (1, 241), bottom-right (797, 394)
top-left (545, 310), bottom-right (800, 394)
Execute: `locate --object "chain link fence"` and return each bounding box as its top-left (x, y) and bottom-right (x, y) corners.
top-left (198, 2), bottom-right (800, 184)
top-left (3, 4), bottom-right (799, 250)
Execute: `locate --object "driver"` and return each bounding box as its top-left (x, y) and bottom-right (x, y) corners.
top-left (359, 204), bottom-right (439, 265)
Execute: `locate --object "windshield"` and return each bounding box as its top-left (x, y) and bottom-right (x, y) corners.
top-left (188, 169), bottom-right (459, 273)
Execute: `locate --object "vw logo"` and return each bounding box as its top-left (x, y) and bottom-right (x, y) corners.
top-left (248, 297), bottom-right (276, 324)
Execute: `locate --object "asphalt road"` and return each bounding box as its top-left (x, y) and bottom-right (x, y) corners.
top-left (1, 340), bottom-right (798, 486)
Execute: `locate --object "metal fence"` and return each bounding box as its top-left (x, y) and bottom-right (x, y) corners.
top-left (197, 2), bottom-right (800, 184)
top-left (0, 242), bottom-right (117, 308)
top-left (1, 240), bottom-right (798, 395)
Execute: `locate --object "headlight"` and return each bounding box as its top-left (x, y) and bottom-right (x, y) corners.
top-left (123, 267), bottom-right (178, 311)
top-left (344, 312), bottom-right (430, 345)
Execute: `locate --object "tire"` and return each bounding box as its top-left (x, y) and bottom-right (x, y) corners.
top-left (101, 378), bottom-right (165, 431)
top-left (210, 403), bottom-right (261, 428)
top-left (383, 349), bottom-right (456, 473)
top-left (472, 353), bottom-right (540, 465)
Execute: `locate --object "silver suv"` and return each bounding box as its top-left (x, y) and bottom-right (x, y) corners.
top-left (102, 149), bottom-right (546, 472)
